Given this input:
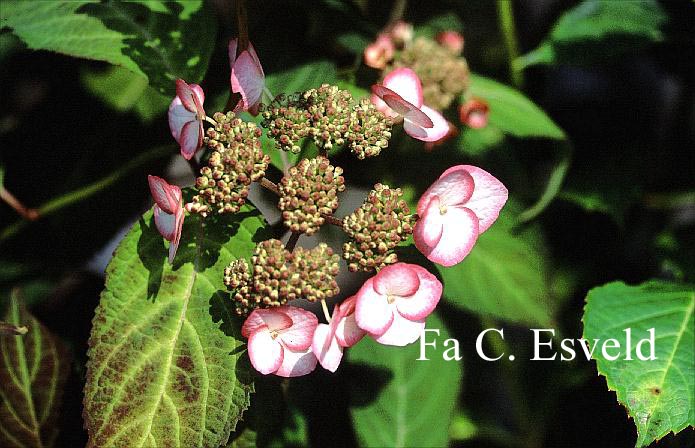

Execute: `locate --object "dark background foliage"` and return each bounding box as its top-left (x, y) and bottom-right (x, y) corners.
top-left (1, 1), bottom-right (693, 447)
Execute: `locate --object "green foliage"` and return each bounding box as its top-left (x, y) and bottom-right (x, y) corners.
top-left (82, 66), bottom-right (170, 123)
top-left (464, 73), bottom-right (565, 143)
top-left (347, 313), bottom-right (461, 448)
top-left (416, 12), bottom-right (465, 39)
top-left (0, 290), bottom-right (71, 448)
top-left (436, 203), bottom-right (557, 326)
top-left (265, 60), bottom-right (338, 97)
top-left (517, 0), bottom-right (667, 68)
top-left (583, 280), bottom-right (694, 447)
top-left (0, 0), bottom-right (216, 95)
top-left (83, 199), bottom-right (270, 448)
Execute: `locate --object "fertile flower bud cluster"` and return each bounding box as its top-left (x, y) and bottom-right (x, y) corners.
top-left (224, 239), bottom-right (340, 315)
top-left (262, 84), bottom-right (393, 159)
top-left (388, 37), bottom-right (470, 111)
top-left (342, 183), bottom-right (415, 272)
top-left (187, 112), bottom-right (270, 216)
top-left (278, 156), bottom-right (345, 235)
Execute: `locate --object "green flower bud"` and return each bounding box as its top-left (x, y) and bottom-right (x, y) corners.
top-left (342, 183), bottom-right (415, 272)
top-left (289, 243), bottom-right (340, 302)
top-left (188, 111), bottom-right (270, 217)
top-left (278, 156), bottom-right (345, 235)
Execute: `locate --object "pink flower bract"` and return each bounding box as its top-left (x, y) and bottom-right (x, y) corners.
top-left (436, 30), bottom-right (465, 55)
top-left (168, 79), bottom-right (205, 160)
top-left (364, 34), bottom-right (395, 69)
top-left (311, 296), bottom-right (366, 372)
top-left (148, 175), bottom-right (185, 264)
top-left (371, 68), bottom-right (449, 142)
top-left (229, 38), bottom-right (265, 115)
top-left (354, 263), bottom-right (442, 346)
top-left (242, 306), bottom-right (318, 377)
top-left (414, 165), bottom-right (508, 266)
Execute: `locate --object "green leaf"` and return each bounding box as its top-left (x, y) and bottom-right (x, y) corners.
top-left (82, 66), bottom-right (170, 123)
top-left (517, 0), bottom-right (667, 69)
top-left (436, 204), bottom-right (557, 326)
top-left (265, 60), bottom-right (338, 96)
top-left (583, 280), bottom-right (694, 447)
top-left (1, 0), bottom-right (216, 95)
top-left (83, 199), bottom-right (270, 448)
top-left (456, 125), bottom-right (505, 157)
top-left (348, 312), bottom-right (462, 448)
top-left (0, 289), bottom-right (71, 448)
top-left (467, 74), bottom-right (566, 141)
top-left (416, 12), bottom-right (465, 39)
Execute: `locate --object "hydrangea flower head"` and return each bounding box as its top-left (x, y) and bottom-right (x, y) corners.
top-left (242, 306), bottom-right (318, 377)
top-left (371, 68), bottom-right (449, 142)
top-left (354, 263), bottom-right (442, 346)
top-left (414, 165), bottom-right (507, 266)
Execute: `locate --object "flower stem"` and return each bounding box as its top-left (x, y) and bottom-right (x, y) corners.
top-left (322, 213), bottom-right (344, 229)
top-left (258, 177), bottom-right (280, 196)
top-left (0, 144), bottom-right (174, 243)
top-left (204, 116), bottom-right (217, 126)
top-left (285, 231), bottom-right (300, 252)
top-left (321, 299), bottom-right (332, 323)
top-left (0, 185), bottom-right (39, 221)
top-left (496, 0), bottom-right (524, 89)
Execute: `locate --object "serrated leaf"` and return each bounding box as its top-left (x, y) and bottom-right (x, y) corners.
top-left (82, 66), bottom-right (170, 123)
top-left (83, 199), bottom-right (270, 448)
top-left (583, 280), bottom-right (694, 447)
top-left (347, 312), bottom-right (462, 448)
top-left (0, 0), bottom-right (216, 95)
top-left (517, 0), bottom-right (666, 69)
top-left (0, 290), bottom-right (71, 448)
top-left (466, 74), bottom-right (566, 141)
top-left (436, 204), bottom-right (556, 326)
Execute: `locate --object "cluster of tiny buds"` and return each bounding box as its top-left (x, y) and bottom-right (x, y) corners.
top-left (342, 183), bottom-right (415, 272)
top-left (187, 112), bottom-right (270, 217)
top-left (387, 37), bottom-right (470, 111)
top-left (261, 84), bottom-right (392, 159)
top-left (278, 156), bottom-right (345, 235)
top-left (224, 239), bottom-right (341, 315)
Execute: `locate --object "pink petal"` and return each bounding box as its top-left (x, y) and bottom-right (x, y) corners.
top-left (371, 85), bottom-right (417, 116)
top-left (228, 38), bottom-right (238, 69)
top-left (312, 323), bottom-right (343, 372)
top-left (370, 92), bottom-right (398, 118)
top-left (279, 306), bottom-right (319, 351)
top-left (335, 313), bottom-right (366, 348)
top-left (168, 206), bottom-right (185, 264)
top-left (415, 206), bottom-right (480, 267)
top-left (374, 312), bottom-right (425, 346)
top-left (246, 42), bottom-right (265, 77)
top-left (395, 265), bottom-right (442, 320)
top-left (442, 165), bottom-right (508, 233)
top-left (175, 79), bottom-right (198, 112)
top-left (248, 329), bottom-right (284, 375)
top-left (382, 67), bottom-right (423, 108)
top-left (418, 169), bottom-right (475, 215)
top-left (403, 105), bottom-right (449, 142)
top-left (231, 50), bottom-right (265, 112)
top-left (148, 175), bottom-right (180, 214)
top-left (179, 120), bottom-right (203, 160)
top-left (373, 263), bottom-right (420, 297)
top-left (274, 346), bottom-right (317, 377)
top-left (354, 279), bottom-right (394, 336)
top-left (189, 84), bottom-right (206, 119)
top-left (241, 309), bottom-right (293, 338)
top-left (335, 297), bottom-right (366, 347)
top-left (167, 98), bottom-right (195, 142)
top-left (153, 206), bottom-right (176, 241)
top-left (415, 196), bottom-right (445, 247)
